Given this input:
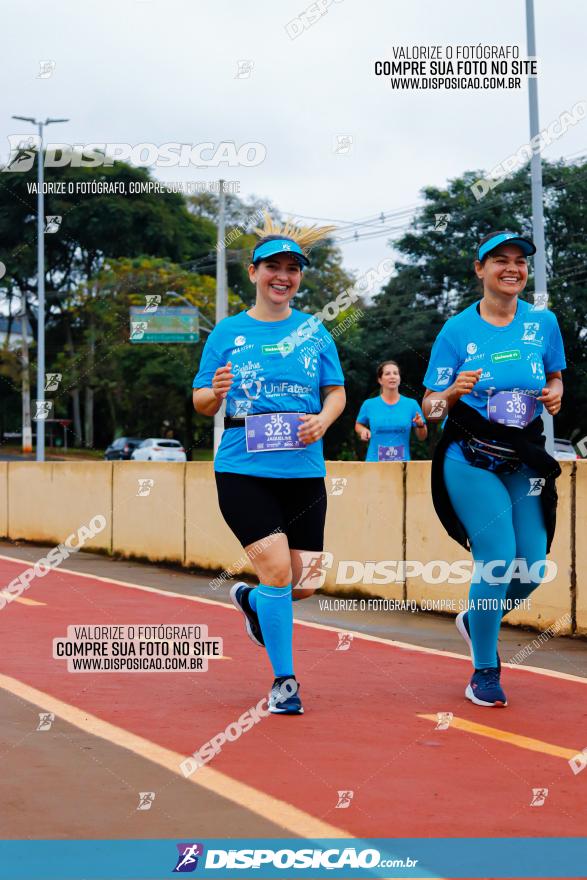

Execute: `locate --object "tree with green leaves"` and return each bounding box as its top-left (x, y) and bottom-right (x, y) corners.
top-left (359, 159), bottom-right (587, 453)
top-left (0, 153), bottom-right (217, 445)
top-left (47, 256), bottom-right (243, 452)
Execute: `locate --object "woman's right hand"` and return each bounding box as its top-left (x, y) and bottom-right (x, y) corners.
top-left (359, 428), bottom-right (371, 442)
top-left (212, 362), bottom-right (234, 400)
top-left (451, 369), bottom-right (483, 398)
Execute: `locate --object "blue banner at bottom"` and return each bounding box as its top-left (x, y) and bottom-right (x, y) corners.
top-left (0, 838), bottom-right (586, 879)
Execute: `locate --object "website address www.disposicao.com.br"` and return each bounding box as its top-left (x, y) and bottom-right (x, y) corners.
top-left (199, 847), bottom-right (418, 870)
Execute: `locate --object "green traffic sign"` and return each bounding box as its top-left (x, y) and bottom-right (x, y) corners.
top-left (129, 306), bottom-right (199, 343)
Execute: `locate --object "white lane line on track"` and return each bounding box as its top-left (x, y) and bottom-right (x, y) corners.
top-left (0, 671), bottom-right (350, 839)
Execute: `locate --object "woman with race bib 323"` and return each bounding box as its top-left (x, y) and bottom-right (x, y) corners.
top-left (422, 231), bottom-right (565, 707)
top-left (193, 216), bottom-right (346, 715)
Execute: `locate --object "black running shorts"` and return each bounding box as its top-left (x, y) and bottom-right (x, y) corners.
top-left (214, 472), bottom-right (327, 550)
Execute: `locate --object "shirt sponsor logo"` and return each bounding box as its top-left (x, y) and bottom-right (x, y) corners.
top-left (262, 342), bottom-right (293, 355)
top-left (435, 367), bottom-right (454, 386)
top-left (232, 399), bottom-right (253, 416)
top-left (466, 342), bottom-right (477, 354)
top-left (265, 381), bottom-right (311, 396)
top-left (526, 353), bottom-right (545, 379)
top-left (234, 335), bottom-right (246, 346)
top-left (471, 371), bottom-right (494, 396)
top-left (241, 372), bottom-right (265, 400)
top-left (377, 424), bottom-right (410, 435)
top-left (232, 360), bottom-right (262, 377)
top-left (300, 353), bottom-right (318, 376)
top-left (504, 386), bottom-right (540, 398)
top-left (231, 343), bottom-right (254, 355)
top-left (491, 349), bottom-right (521, 363)
top-left (522, 322), bottom-right (543, 345)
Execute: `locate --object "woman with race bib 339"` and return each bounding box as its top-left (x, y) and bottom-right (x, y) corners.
top-left (193, 216), bottom-right (345, 715)
top-left (422, 231), bottom-right (565, 707)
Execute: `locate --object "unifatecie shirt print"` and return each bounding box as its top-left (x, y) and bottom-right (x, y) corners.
top-left (194, 309), bottom-right (345, 478)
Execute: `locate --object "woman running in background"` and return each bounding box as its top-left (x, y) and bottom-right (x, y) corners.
top-left (355, 360), bottom-right (427, 461)
top-left (193, 216), bottom-right (346, 715)
top-left (422, 230), bottom-right (565, 707)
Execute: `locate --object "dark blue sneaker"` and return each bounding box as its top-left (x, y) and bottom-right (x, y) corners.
top-left (465, 668), bottom-right (508, 707)
top-left (456, 611), bottom-right (501, 673)
top-left (269, 676), bottom-right (304, 715)
top-left (229, 582), bottom-right (264, 647)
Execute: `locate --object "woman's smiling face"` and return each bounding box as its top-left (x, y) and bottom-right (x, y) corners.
top-left (248, 252), bottom-right (303, 305)
top-left (474, 243), bottom-right (529, 297)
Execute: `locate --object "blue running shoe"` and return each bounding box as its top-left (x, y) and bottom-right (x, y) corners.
top-left (269, 675), bottom-right (304, 715)
top-left (456, 610), bottom-right (501, 673)
top-left (230, 582), bottom-right (264, 647)
top-left (465, 668), bottom-right (508, 707)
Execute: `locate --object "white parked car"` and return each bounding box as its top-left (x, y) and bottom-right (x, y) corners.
top-left (553, 438), bottom-right (577, 461)
top-left (131, 438), bottom-right (187, 462)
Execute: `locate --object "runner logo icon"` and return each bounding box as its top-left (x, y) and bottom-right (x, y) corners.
top-left (435, 367), bottom-right (454, 386)
top-left (522, 322), bottom-right (543, 345)
top-left (173, 843), bottom-right (204, 872)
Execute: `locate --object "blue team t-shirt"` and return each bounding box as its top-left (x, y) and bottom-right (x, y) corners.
top-left (193, 308), bottom-right (345, 478)
top-left (356, 395), bottom-right (424, 461)
top-left (423, 299), bottom-right (566, 462)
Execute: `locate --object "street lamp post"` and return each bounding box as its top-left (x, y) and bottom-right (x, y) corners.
top-left (214, 181), bottom-right (227, 456)
top-left (524, 1), bottom-right (554, 454)
top-left (19, 298), bottom-right (32, 454)
top-left (12, 115), bottom-right (68, 461)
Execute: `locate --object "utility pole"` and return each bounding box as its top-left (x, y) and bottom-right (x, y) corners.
top-left (213, 180), bottom-right (227, 456)
top-left (85, 285), bottom-right (96, 448)
top-left (12, 115), bottom-right (69, 461)
top-left (20, 301), bottom-right (32, 454)
top-left (525, 0), bottom-right (554, 454)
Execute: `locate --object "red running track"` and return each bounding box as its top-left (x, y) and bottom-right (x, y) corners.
top-left (0, 556), bottom-right (585, 839)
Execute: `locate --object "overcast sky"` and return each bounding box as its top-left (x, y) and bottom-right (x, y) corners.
top-left (3, 0), bottom-right (586, 282)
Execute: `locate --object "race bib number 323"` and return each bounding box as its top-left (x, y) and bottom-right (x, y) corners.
top-left (246, 412), bottom-right (304, 452)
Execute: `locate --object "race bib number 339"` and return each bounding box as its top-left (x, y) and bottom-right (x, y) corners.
top-left (487, 391), bottom-right (537, 428)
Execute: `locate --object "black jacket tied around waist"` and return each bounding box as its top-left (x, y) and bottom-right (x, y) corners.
top-left (431, 399), bottom-right (561, 552)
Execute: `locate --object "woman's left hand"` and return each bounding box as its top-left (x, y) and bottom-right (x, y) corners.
top-left (298, 413), bottom-right (327, 445)
top-left (538, 385), bottom-right (563, 415)
top-left (413, 413), bottom-right (426, 428)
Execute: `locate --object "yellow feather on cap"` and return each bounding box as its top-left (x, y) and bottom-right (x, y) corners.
top-left (252, 212), bottom-right (336, 253)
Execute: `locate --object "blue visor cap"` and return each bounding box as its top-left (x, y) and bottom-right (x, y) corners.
top-left (252, 238), bottom-right (310, 267)
top-left (478, 232), bottom-right (536, 262)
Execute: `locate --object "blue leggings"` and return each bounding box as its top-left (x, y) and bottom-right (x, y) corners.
top-left (443, 457), bottom-right (548, 668)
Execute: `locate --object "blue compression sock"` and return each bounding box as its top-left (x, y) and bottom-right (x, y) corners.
top-left (255, 583), bottom-right (293, 677)
top-left (468, 576), bottom-right (508, 668)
